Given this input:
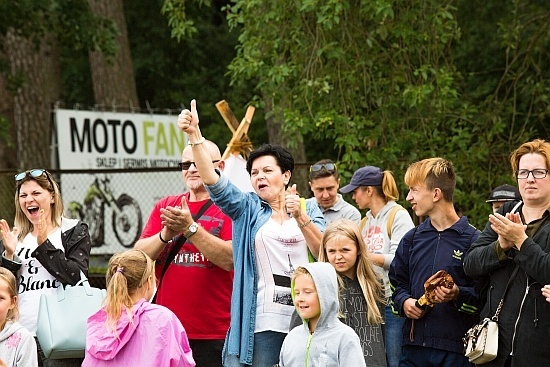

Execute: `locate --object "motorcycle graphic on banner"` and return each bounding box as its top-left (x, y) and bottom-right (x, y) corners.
top-left (55, 108), bottom-right (187, 255)
top-left (68, 175), bottom-right (142, 248)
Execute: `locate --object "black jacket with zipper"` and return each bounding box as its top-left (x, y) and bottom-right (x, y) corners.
top-left (0, 218), bottom-right (91, 286)
top-left (464, 201), bottom-right (550, 367)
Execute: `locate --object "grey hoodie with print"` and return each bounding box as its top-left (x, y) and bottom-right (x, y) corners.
top-left (0, 320), bottom-right (38, 367)
top-left (279, 262), bottom-right (366, 367)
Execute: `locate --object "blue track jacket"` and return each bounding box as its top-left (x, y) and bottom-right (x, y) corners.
top-left (389, 216), bottom-right (480, 354)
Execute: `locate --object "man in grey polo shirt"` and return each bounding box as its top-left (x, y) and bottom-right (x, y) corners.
top-left (306, 159), bottom-right (361, 225)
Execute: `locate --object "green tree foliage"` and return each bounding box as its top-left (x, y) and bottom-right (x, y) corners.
top-left (164, 0), bottom-right (549, 227)
top-left (0, 0), bottom-right (118, 155)
top-left (0, 0), bottom-right (118, 53)
top-left (127, 0), bottom-right (267, 148)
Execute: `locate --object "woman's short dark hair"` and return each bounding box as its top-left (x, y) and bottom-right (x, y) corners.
top-left (246, 144), bottom-right (294, 175)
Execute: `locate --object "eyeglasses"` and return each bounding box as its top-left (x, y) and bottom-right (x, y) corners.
top-left (310, 163), bottom-right (337, 172)
top-left (15, 169), bottom-right (55, 188)
top-left (178, 160), bottom-right (220, 171)
top-left (516, 169), bottom-right (549, 179)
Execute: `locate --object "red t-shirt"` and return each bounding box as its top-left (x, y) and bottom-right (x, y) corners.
top-left (140, 193), bottom-right (233, 339)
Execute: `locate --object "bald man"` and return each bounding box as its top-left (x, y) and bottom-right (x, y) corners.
top-left (135, 140), bottom-right (233, 367)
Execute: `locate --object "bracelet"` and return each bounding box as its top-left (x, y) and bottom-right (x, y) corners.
top-left (159, 231), bottom-right (169, 244)
top-left (188, 137), bottom-right (205, 147)
top-left (298, 219), bottom-right (312, 229)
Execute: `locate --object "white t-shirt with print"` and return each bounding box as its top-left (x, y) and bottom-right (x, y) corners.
top-left (16, 228), bottom-right (64, 334)
top-left (254, 218), bottom-right (310, 333)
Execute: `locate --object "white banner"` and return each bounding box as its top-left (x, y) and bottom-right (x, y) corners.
top-left (55, 109), bottom-right (187, 254)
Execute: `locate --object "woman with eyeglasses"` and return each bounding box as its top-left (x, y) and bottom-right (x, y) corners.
top-left (177, 100), bottom-right (325, 367)
top-left (464, 139), bottom-right (550, 367)
top-left (0, 169), bottom-right (91, 367)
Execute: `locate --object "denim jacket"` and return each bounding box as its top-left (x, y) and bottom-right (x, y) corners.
top-left (206, 173), bottom-right (325, 364)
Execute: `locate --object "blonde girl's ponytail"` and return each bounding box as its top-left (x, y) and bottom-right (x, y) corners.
top-left (104, 249), bottom-right (154, 333)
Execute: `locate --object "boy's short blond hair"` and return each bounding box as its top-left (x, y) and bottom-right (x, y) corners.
top-left (404, 157), bottom-right (456, 202)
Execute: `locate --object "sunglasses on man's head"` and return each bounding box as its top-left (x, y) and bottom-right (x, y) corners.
top-left (15, 169), bottom-right (55, 188)
top-left (178, 160), bottom-right (220, 171)
top-left (310, 163), bottom-right (336, 172)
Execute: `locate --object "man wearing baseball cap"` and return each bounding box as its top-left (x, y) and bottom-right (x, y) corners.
top-left (486, 184), bottom-right (521, 214)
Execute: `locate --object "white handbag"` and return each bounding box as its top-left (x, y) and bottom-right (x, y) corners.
top-left (463, 263), bottom-right (520, 364)
top-left (36, 271), bottom-right (106, 359)
top-left (464, 317), bottom-right (498, 364)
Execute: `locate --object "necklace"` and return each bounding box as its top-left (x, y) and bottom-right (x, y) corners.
top-left (271, 211), bottom-right (288, 225)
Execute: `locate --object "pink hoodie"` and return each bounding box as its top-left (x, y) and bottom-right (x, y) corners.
top-left (82, 299), bottom-right (195, 367)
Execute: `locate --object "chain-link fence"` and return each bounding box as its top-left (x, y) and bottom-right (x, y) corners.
top-left (0, 165), bottom-right (316, 288)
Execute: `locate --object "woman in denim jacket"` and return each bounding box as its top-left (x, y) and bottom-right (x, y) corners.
top-left (178, 100), bottom-right (325, 367)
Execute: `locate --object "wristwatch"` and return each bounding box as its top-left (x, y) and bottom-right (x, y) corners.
top-left (184, 222), bottom-right (199, 238)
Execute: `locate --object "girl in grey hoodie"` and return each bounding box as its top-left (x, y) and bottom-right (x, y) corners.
top-left (0, 268), bottom-right (37, 367)
top-left (279, 263), bottom-right (366, 367)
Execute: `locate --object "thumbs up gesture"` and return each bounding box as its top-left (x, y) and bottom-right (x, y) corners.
top-left (178, 99), bottom-right (200, 134)
top-left (285, 184), bottom-right (302, 218)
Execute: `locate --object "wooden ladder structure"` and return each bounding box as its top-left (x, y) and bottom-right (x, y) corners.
top-left (215, 100), bottom-right (255, 161)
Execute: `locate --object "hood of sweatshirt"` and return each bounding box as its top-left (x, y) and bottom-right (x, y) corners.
top-left (85, 298), bottom-right (149, 360)
top-left (292, 262), bottom-right (339, 331)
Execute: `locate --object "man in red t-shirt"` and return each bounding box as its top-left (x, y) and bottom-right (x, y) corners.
top-left (135, 140), bottom-right (232, 367)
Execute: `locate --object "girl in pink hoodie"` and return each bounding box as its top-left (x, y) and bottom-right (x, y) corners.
top-left (82, 249), bottom-right (195, 367)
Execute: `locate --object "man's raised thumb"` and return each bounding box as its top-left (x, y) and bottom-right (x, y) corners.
top-left (190, 99), bottom-right (198, 120)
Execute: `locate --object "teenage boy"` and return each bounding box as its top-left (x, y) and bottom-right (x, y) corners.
top-left (389, 157), bottom-right (480, 367)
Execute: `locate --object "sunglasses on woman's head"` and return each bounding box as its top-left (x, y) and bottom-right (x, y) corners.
top-left (310, 163), bottom-right (336, 172)
top-left (15, 169), bottom-right (55, 188)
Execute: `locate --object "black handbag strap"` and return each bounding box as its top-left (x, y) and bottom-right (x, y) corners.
top-left (492, 265), bottom-right (520, 321)
top-left (157, 199), bottom-right (214, 286)
top-left (490, 201), bottom-right (524, 320)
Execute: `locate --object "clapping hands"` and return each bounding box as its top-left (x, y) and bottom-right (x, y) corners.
top-left (0, 219), bottom-right (19, 260)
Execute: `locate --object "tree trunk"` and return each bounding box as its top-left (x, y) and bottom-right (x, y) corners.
top-left (264, 95), bottom-right (309, 195)
top-left (0, 29), bottom-right (61, 223)
top-left (0, 68), bottom-right (15, 170)
top-left (88, 0), bottom-right (139, 109)
top-left (3, 29), bottom-right (61, 170)
top-left (0, 65), bottom-right (17, 222)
